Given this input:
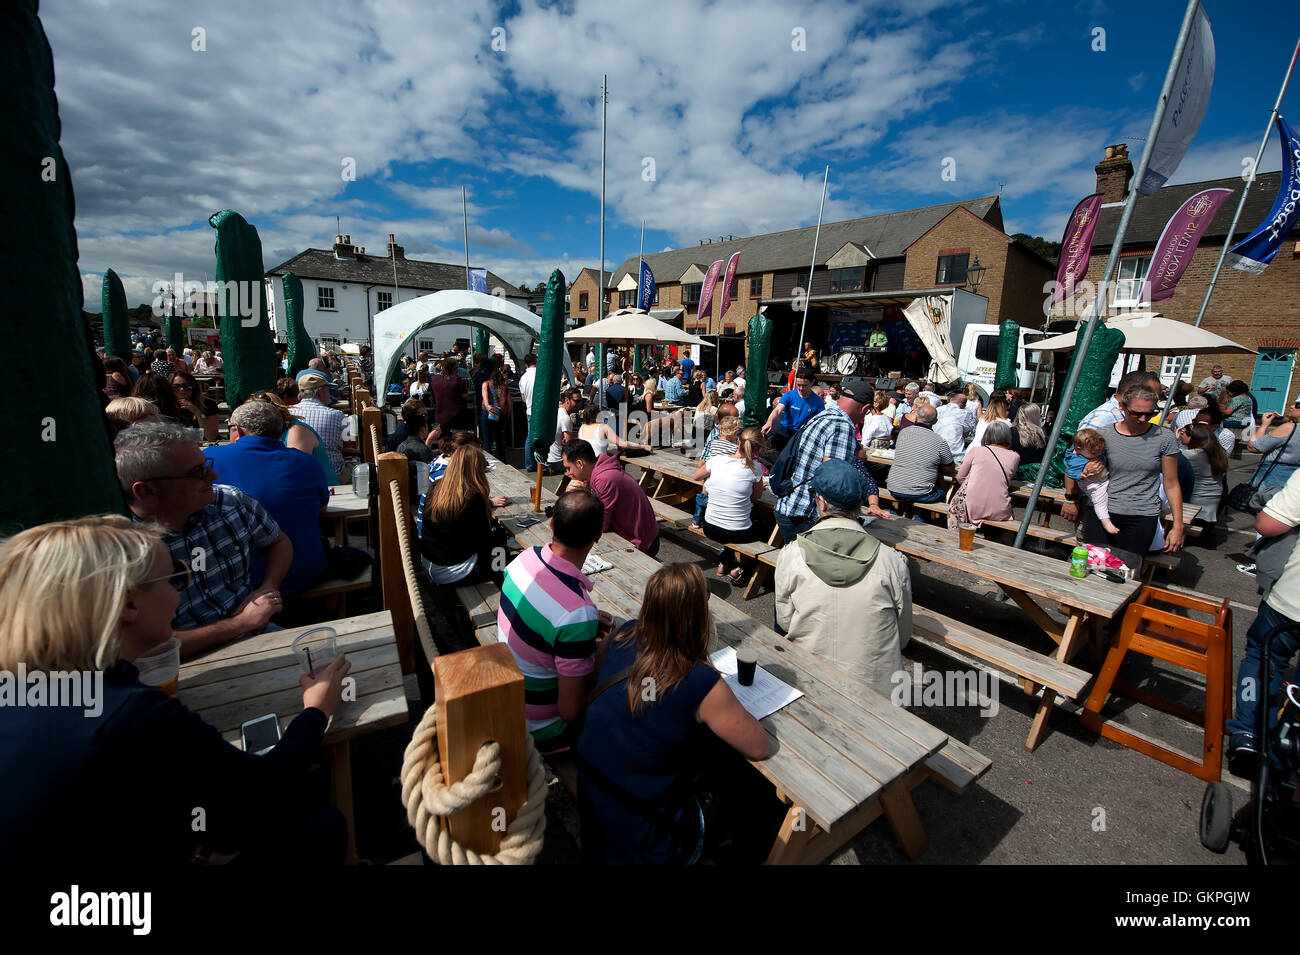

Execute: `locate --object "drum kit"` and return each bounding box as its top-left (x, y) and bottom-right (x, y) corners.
top-left (833, 345), bottom-right (887, 377)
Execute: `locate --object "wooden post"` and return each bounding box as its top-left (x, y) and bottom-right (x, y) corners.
top-left (434, 644), bottom-right (528, 856)
top-left (362, 404), bottom-right (383, 464)
top-left (376, 451), bottom-right (417, 674)
top-left (532, 463), bottom-right (544, 512)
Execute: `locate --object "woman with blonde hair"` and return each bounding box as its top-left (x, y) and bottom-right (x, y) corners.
top-left (0, 515), bottom-right (352, 865)
top-left (964, 383), bottom-right (983, 420)
top-left (577, 562), bottom-right (770, 865)
top-left (106, 396), bottom-right (160, 428)
top-left (971, 397), bottom-right (1011, 449)
top-left (1011, 402), bottom-right (1048, 466)
top-left (418, 444), bottom-right (509, 585)
top-left (861, 391), bottom-right (895, 448)
top-left (891, 394), bottom-right (931, 439)
top-left (693, 424), bottom-right (768, 584)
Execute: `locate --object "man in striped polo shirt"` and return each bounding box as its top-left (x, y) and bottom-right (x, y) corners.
top-left (498, 489), bottom-right (613, 754)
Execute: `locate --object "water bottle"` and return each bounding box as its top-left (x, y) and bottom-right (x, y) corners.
top-left (1069, 545), bottom-right (1089, 579)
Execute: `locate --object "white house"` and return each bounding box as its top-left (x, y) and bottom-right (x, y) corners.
top-left (265, 233), bottom-right (527, 356)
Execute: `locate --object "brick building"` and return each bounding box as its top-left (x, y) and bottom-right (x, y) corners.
top-left (1052, 144), bottom-right (1300, 414)
top-left (605, 196), bottom-right (1054, 378)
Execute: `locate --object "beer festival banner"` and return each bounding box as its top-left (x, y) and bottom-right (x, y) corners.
top-left (1227, 114), bottom-right (1300, 275)
top-left (1052, 193), bottom-right (1104, 304)
top-left (697, 259), bottom-right (723, 322)
top-left (1143, 186), bottom-right (1232, 302)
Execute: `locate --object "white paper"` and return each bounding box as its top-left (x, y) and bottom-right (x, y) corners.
top-left (710, 646), bottom-right (803, 720)
top-left (582, 553), bottom-right (613, 575)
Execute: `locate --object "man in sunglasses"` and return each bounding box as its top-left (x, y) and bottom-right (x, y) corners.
top-left (115, 422), bottom-right (294, 657)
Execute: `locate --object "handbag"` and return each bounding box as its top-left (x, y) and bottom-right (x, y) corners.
top-left (1228, 427), bottom-right (1296, 514)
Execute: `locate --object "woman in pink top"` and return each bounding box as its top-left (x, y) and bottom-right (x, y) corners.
top-left (952, 420), bottom-right (1020, 524)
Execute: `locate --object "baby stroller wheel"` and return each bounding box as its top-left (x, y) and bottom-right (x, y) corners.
top-left (1200, 781), bottom-right (1234, 853)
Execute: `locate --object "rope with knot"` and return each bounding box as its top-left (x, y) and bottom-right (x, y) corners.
top-left (400, 702), bottom-right (548, 865)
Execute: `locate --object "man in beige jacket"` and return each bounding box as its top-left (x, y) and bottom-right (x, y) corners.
top-left (774, 459), bottom-right (912, 699)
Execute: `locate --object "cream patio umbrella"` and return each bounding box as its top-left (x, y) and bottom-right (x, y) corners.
top-left (565, 307), bottom-right (713, 347)
top-left (1031, 312), bottom-right (1257, 356)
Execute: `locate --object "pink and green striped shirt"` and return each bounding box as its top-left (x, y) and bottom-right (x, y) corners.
top-left (499, 546), bottom-right (598, 748)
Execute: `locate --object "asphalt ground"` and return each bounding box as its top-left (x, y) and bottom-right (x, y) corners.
top-left (321, 438), bottom-right (1276, 866)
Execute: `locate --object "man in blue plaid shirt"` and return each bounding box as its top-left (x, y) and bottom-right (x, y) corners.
top-left (773, 376), bottom-right (890, 541)
top-left (116, 422), bottom-right (295, 658)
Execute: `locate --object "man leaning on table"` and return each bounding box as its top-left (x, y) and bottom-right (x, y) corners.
top-left (115, 422), bottom-right (292, 659)
top-left (775, 460), bottom-right (912, 698)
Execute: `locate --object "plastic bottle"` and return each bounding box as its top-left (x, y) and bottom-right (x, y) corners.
top-left (1069, 546), bottom-right (1089, 579)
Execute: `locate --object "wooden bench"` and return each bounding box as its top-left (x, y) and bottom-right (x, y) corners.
top-left (286, 565), bottom-right (374, 616)
top-left (908, 608), bottom-right (1092, 702)
top-left (647, 495), bottom-right (779, 598)
top-left (925, 737), bottom-right (993, 794)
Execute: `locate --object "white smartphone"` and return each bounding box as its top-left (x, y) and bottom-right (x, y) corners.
top-left (240, 713), bottom-right (282, 755)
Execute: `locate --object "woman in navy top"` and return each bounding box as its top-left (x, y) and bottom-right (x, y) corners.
top-left (577, 563), bottom-right (769, 864)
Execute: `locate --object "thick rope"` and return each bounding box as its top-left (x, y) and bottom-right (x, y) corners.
top-left (400, 701), bottom-right (548, 865)
top-left (387, 478), bottom-right (439, 666)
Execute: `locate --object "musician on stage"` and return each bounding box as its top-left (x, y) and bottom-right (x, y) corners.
top-left (802, 341), bottom-right (819, 370)
top-left (869, 324), bottom-right (888, 347)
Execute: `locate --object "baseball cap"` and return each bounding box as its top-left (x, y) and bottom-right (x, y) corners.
top-left (838, 377), bottom-right (874, 404)
top-left (812, 459), bottom-right (865, 511)
top-left (296, 370), bottom-right (328, 391)
top-left (1174, 409), bottom-right (1198, 430)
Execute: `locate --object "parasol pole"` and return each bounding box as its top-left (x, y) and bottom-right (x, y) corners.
top-left (794, 166), bottom-right (829, 381)
top-left (1157, 33), bottom-right (1300, 425)
top-left (1014, 0), bottom-right (1202, 549)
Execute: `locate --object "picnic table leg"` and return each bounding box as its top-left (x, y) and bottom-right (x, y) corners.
top-left (1025, 612), bottom-right (1090, 751)
top-left (879, 780), bottom-right (928, 859)
top-left (764, 802), bottom-right (820, 865)
top-left (330, 740), bottom-right (358, 864)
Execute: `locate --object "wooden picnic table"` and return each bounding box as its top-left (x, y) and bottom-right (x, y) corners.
top-left (476, 461), bottom-right (982, 862)
top-left (626, 448), bottom-right (780, 509)
top-left (324, 485), bottom-right (370, 545)
top-left (860, 515), bottom-right (1140, 748)
top-left (178, 610), bottom-right (409, 863)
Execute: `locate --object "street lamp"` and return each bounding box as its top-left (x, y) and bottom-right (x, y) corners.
top-left (966, 256), bottom-right (986, 293)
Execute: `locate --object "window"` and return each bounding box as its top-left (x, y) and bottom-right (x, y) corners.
top-left (682, 283), bottom-right (702, 305)
top-left (377, 290), bottom-right (392, 310)
top-left (579, 291), bottom-right (589, 311)
top-left (935, 254), bottom-right (969, 285)
top-left (830, 267), bottom-right (866, 293)
top-left (619, 289), bottom-right (636, 308)
top-left (1112, 255), bottom-right (1152, 307)
top-left (974, 333), bottom-right (1000, 363)
top-left (317, 286), bottom-right (336, 310)
top-left (728, 278), bottom-right (738, 300)
top-left (319, 335), bottom-right (340, 351)
top-left (749, 276), bottom-right (763, 297)
top-left (653, 287), bottom-right (659, 305)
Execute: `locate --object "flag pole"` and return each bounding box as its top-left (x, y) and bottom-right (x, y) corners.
top-left (1014, 0), bottom-right (1203, 549)
top-left (794, 166), bottom-right (829, 380)
top-left (462, 185), bottom-right (470, 290)
top-left (637, 217), bottom-right (645, 369)
top-left (1157, 33), bottom-right (1300, 425)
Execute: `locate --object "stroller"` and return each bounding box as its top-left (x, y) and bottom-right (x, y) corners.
top-left (1200, 622), bottom-right (1300, 864)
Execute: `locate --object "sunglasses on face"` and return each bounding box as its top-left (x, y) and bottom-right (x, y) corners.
top-left (143, 457), bottom-right (215, 483)
top-left (173, 382), bottom-right (193, 391)
top-left (141, 558), bottom-right (192, 592)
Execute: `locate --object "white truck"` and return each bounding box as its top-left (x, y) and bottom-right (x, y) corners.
top-left (946, 289), bottom-right (1052, 398)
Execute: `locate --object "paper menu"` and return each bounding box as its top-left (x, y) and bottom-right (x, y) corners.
top-left (710, 646), bottom-right (803, 721)
top-left (582, 553), bottom-right (613, 575)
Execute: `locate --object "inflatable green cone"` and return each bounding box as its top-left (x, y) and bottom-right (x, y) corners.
top-left (101, 269), bottom-right (132, 364)
top-left (1, 0), bottom-right (125, 531)
top-left (528, 270), bottom-right (566, 467)
top-left (742, 313), bottom-right (771, 429)
top-left (209, 210), bottom-right (277, 406)
top-left (283, 272), bottom-right (312, 377)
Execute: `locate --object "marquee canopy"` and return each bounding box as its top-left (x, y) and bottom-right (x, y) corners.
top-left (373, 289), bottom-right (574, 396)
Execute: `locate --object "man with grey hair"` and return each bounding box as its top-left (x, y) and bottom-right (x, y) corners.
top-left (208, 402), bottom-right (330, 595)
top-left (308, 357), bottom-right (340, 403)
top-left (115, 421), bottom-right (293, 657)
top-left (886, 404), bottom-right (956, 505)
top-left (293, 369), bottom-right (352, 480)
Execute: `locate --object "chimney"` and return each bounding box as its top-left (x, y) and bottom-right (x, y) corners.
top-left (332, 234), bottom-right (355, 259)
top-left (386, 232), bottom-right (405, 259)
top-left (1094, 144), bottom-right (1133, 204)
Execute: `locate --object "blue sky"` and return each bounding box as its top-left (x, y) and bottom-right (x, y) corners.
top-left (43, 0), bottom-right (1298, 306)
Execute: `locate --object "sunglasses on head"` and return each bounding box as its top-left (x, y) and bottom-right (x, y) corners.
top-left (141, 558), bottom-right (191, 592)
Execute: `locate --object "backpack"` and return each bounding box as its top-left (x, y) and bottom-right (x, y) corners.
top-left (768, 417), bottom-right (814, 498)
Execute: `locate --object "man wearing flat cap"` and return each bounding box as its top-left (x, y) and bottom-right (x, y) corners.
top-left (772, 376), bottom-right (889, 542)
top-left (775, 459), bottom-right (912, 698)
top-left (291, 369), bottom-right (354, 479)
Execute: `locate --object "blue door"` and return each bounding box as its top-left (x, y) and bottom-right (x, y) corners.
top-left (1251, 349), bottom-right (1295, 416)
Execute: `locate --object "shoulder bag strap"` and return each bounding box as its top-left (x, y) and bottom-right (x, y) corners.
top-left (1253, 425), bottom-right (1297, 487)
top-left (987, 445), bottom-right (1011, 483)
